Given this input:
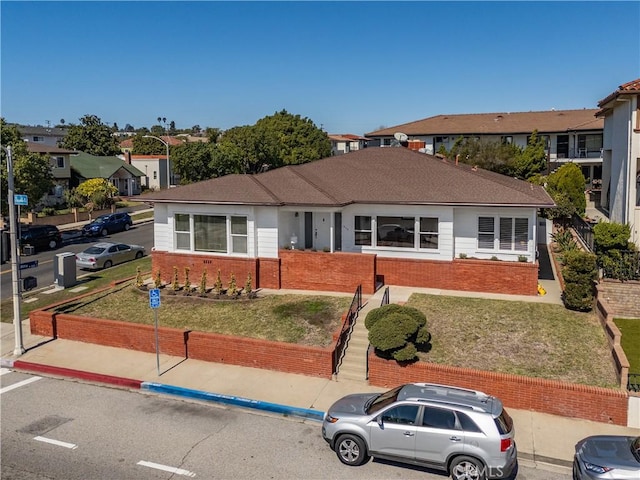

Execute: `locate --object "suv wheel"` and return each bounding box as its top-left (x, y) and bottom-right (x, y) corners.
top-left (450, 456), bottom-right (486, 480)
top-left (101, 228), bottom-right (108, 237)
top-left (124, 223), bottom-right (131, 231)
top-left (335, 434), bottom-right (369, 466)
top-left (48, 239), bottom-right (58, 249)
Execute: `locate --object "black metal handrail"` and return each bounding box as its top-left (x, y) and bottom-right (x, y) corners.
top-left (571, 214), bottom-right (595, 252)
top-left (381, 286), bottom-right (389, 306)
top-left (333, 285), bottom-right (362, 374)
top-left (628, 373), bottom-right (640, 392)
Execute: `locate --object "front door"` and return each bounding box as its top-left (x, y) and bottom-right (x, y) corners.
top-left (313, 212), bottom-right (331, 250)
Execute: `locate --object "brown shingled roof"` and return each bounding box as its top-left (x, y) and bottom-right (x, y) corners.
top-left (144, 147), bottom-right (554, 208)
top-left (366, 109), bottom-right (602, 137)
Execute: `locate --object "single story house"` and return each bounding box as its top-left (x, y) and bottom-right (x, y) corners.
top-left (144, 147), bottom-right (554, 296)
top-left (70, 152), bottom-right (144, 196)
top-left (328, 134), bottom-right (369, 156)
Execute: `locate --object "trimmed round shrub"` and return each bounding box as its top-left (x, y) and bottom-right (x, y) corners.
top-left (368, 313), bottom-right (417, 351)
top-left (415, 325), bottom-right (432, 346)
top-left (563, 282), bottom-right (595, 311)
top-left (364, 304), bottom-right (406, 330)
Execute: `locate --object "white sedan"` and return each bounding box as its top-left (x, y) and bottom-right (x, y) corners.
top-left (76, 242), bottom-right (145, 270)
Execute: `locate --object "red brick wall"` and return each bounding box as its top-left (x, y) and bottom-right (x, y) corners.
top-left (279, 249), bottom-right (377, 294)
top-left (152, 251), bottom-right (257, 290)
top-left (30, 311), bottom-right (334, 378)
top-left (377, 257), bottom-right (538, 295)
top-left (368, 353), bottom-right (629, 425)
top-left (151, 251), bottom-right (537, 296)
top-left (187, 331), bottom-right (333, 377)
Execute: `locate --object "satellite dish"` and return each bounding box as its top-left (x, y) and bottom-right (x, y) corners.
top-left (394, 132), bottom-right (408, 142)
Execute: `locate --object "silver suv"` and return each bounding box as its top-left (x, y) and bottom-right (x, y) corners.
top-left (322, 383), bottom-right (517, 480)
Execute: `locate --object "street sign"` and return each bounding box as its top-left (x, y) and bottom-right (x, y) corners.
top-left (149, 288), bottom-right (161, 308)
top-left (14, 194), bottom-right (28, 206)
top-left (19, 260), bottom-right (39, 270)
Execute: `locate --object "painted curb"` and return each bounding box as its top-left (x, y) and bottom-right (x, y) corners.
top-left (13, 361), bottom-right (143, 389)
top-left (141, 382), bottom-right (325, 422)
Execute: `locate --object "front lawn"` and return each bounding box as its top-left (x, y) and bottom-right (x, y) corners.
top-left (614, 318), bottom-right (640, 373)
top-left (406, 294), bottom-right (619, 388)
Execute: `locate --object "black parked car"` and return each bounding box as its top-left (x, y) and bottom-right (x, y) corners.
top-left (20, 225), bottom-right (62, 252)
top-left (82, 213), bottom-right (133, 237)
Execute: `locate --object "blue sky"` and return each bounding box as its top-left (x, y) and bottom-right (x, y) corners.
top-left (1, 1), bottom-right (638, 135)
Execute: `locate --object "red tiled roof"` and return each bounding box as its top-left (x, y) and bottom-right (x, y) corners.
top-left (366, 109), bottom-right (602, 137)
top-left (143, 147), bottom-right (554, 208)
top-left (597, 78), bottom-right (640, 113)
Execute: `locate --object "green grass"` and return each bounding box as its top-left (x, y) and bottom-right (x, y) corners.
top-left (614, 318), bottom-right (640, 373)
top-left (406, 294), bottom-right (620, 388)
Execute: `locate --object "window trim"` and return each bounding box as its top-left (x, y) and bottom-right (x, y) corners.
top-left (174, 213), bottom-right (248, 255)
top-left (478, 215), bottom-right (529, 252)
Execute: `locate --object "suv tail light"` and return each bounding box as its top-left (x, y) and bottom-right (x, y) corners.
top-left (500, 438), bottom-right (512, 452)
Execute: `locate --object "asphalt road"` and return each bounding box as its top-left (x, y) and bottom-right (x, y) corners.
top-left (0, 370), bottom-right (571, 480)
top-left (0, 222), bottom-right (154, 302)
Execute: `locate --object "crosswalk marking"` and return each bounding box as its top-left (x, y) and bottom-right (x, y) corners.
top-left (0, 376), bottom-right (41, 394)
top-left (34, 436), bottom-right (78, 449)
top-left (137, 461), bottom-right (196, 477)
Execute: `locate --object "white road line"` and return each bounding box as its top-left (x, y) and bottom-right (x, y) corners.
top-left (0, 376), bottom-right (41, 394)
top-left (0, 368), bottom-right (12, 376)
top-left (137, 461), bottom-right (196, 477)
top-left (34, 436), bottom-right (78, 449)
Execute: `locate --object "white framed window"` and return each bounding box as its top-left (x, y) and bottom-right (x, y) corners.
top-left (478, 216), bottom-right (528, 251)
top-left (354, 216), bottom-right (372, 246)
top-left (230, 216), bottom-right (248, 254)
top-left (376, 216), bottom-right (414, 248)
top-left (419, 217), bottom-right (439, 249)
top-left (174, 213), bottom-right (247, 254)
top-left (175, 214), bottom-right (191, 250)
top-left (53, 157), bottom-right (64, 168)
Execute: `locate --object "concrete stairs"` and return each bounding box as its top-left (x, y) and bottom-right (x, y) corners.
top-left (335, 288), bottom-right (386, 383)
top-left (598, 281), bottom-right (640, 318)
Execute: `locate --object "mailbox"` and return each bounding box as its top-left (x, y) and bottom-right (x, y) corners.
top-left (23, 276), bottom-right (37, 291)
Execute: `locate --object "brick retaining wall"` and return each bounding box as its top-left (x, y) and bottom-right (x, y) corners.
top-left (367, 353), bottom-right (628, 425)
top-left (30, 309), bottom-right (339, 379)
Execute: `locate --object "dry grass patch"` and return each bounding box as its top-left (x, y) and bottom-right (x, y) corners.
top-left (51, 283), bottom-right (351, 347)
top-left (406, 294), bottom-right (619, 388)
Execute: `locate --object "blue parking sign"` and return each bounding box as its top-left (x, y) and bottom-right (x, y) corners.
top-left (14, 194), bottom-right (28, 206)
top-left (149, 288), bottom-right (161, 308)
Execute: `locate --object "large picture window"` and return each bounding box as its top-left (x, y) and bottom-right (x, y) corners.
top-left (174, 214), bottom-right (247, 254)
top-left (377, 216), bottom-right (414, 248)
top-left (479, 216), bottom-right (528, 251)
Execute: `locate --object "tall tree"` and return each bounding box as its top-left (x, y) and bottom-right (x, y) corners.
top-left (510, 130), bottom-right (548, 179)
top-left (255, 109), bottom-right (331, 164)
top-left (58, 114), bottom-right (121, 155)
top-left (131, 134), bottom-right (168, 155)
top-left (1, 118), bottom-right (54, 213)
top-left (546, 162), bottom-right (586, 218)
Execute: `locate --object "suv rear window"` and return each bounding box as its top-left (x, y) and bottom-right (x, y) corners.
top-left (493, 409), bottom-right (513, 434)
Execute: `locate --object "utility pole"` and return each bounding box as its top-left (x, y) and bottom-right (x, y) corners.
top-left (3, 145), bottom-right (25, 355)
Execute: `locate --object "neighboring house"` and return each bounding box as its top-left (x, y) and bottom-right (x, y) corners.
top-left (597, 78), bottom-right (640, 248)
top-left (125, 153), bottom-right (175, 190)
top-left (18, 125), bottom-right (67, 147)
top-left (144, 147), bottom-right (554, 297)
top-left (366, 109), bottom-right (604, 186)
top-left (328, 134), bottom-right (369, 155)
top-left (25, 143), bottom-right (76, 206)
top-left (119, 135), bottom-right (194, 153)
top-left (70, 152), bottom-right (144, 196)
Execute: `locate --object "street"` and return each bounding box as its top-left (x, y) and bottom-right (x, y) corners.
top-left (0, 222), bottom-right (154, 302)
top-left (0, 370), bottom-right (571, 480)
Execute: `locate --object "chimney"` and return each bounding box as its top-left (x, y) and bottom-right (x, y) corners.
top-left (125, 151), bottom-right (132, 164)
